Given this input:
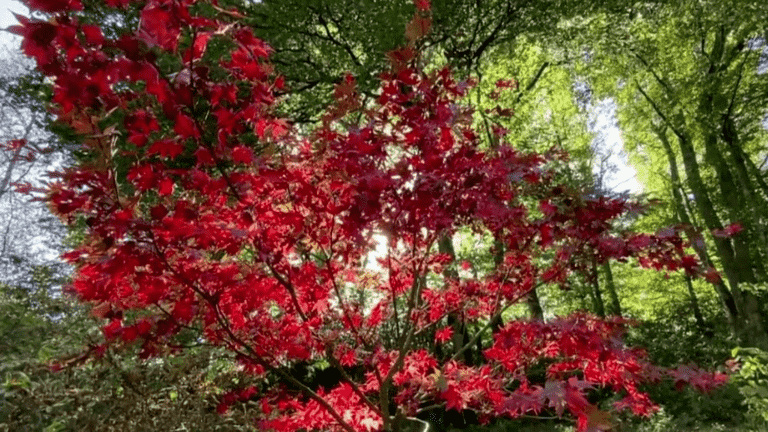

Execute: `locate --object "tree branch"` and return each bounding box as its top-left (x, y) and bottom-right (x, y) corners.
top-left (634, 81), bottom-right (685, 142)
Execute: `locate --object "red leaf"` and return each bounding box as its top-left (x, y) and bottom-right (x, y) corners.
top-left (136, 319), bottom-right (153, 336)
top-left (103, 319), bottom-right (122, 340)
top-left (232, 146), bottom-right (253, 164)
top-left (274, 75), bottom-right (285, 89)
top-left (127, 164), bottom-right (156, 191)
top-left (703, 267), bottom-right (722, 284)
top-left (405, 15), bottom-right (431, 42)
top-left (541, 380), bottom-right (567, 417)
top-left (191, 32), bottom-right (212, 61)
top-left (216, 401), bottom-right (230, 415)
top-left (10, 17), bottom-right (57, 65)
top-left (435, 326), bottom-right (453, 343)
top-left (158, 177), bottom-right (174, 196)
top-left (121, 325), bottom-right (139, 342)
top-left (150, 204), bottom-right (168, 220)
top-left (386, 47), bottom-right (416, 72)
top-left (712, 222), bottom-right (743, 238)
top-left (22, 0), bottom-right (82, 13)
top-left (175, 114), bottom-right (200, 139)
top-left (492, 125), bottom-right (509, 137)
top-left (255, 119), bottom-right (268, 139)
top-left (413, 0), bottom-right (431, 11)
top-left (439, 127), bottom-right (454, 151)
top-left (441, 385), bottom-right (466, 411)
top-left (495, 79), bottom-right (518, 89)
top-left (138, 3), bottom-right (181, 51)
top-left (2, 139), bottom-right (27, 150)
top-left (194, 148), bottom-right (215, 166)
top-left (336, 345), bottom-right (357, 367)
top-left (367, 301), bottom-right (386, 328)
top-left (540, 200), bottom-right (557, 217)
top-left (147, 139), bottom-right (185, 159)
top-left (81, 25), bottom-right (104, 45)
top-left (172, 299), bottom-right (194, 322)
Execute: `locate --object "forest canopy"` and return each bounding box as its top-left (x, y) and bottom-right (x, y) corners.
top-left (1, 0), bottom-right (767, 431)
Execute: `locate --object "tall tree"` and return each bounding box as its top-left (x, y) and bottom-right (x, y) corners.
top-left (575, 0), bottom-right (768, 348)
top-left (0, 47), bottom-right (67, 286)
top-left (473, 35), bottom-right (639, 321)
top-left (216, 0), bottom-right (632, 123)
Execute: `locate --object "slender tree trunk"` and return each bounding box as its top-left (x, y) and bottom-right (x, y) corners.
top-left (684, 275), bottom-right (707, 333)
top-left (675, 128), bottom-right (768, 348)
top-left (590, 255), bottom-right (606, 318)
top-left (697, 35), bottom-right (768, 347)
top-left (490, 236), bottom-right (505, 333)
top-left (526, 288), bottom-right (544, 321)
top-left (656, 124), bottom-right (739, 333)
top-left (0, 139), bottom-right (25, 198)
top-left (741, 145), bottom-right (768, 201)
top-left (601, 261), bottom-right (622, 317)
top-left (438, 235), bottom-right (474, 363)
top-left (721, 116), bottom-right (768, 280)
top-left (718, 132), bottom-right (768, 342)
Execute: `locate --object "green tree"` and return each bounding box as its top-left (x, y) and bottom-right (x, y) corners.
top-left (574, 0), bottom-right (768, 348)
top-left (217, 0), bottom-right (633, 123)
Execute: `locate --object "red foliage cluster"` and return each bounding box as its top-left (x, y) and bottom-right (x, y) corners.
top-left (11, 1), bottom-right (727, 431)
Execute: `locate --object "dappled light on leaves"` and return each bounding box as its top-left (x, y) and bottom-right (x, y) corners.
top-left (9, 1), bottom-right (730, 431)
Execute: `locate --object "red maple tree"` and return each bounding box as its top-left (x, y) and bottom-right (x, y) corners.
top-left (11, 0), bottom-right (727, 431)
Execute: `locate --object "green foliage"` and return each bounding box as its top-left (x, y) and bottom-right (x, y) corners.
top-left (731, 347), bottom-right (768, 424)
top-left (449, 418), bottom-right (572, 432)
top-left (5, 0), bottom-right (765, 430)
top-left (1, 346), bottom-right (260, 431)
top-left (0, 269), bottom-right (258, 431)
top-left (611, 279), bottom-right (751, 429)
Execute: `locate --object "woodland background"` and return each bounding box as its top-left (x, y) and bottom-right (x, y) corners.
top-left (1, 0), bottom-right (768, 431)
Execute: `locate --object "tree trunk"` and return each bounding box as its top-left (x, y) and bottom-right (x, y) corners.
top-left (490, 236), bottom-right (505, 333)
top-left (438, 235), bottom-right (474, 363)
top-left (656, 124), bottom-right (739, 333)
top-left (721, 116), bottom-right (768, 280)
top-left (526, 288), bottom-right (544, 321)
top-left (696, 35), bottom-right (768, 347)
top-left (675, 127), bottom-right (768, 348)
top-left (601, 261), bottom-right (622, 317)
top-left (590, 255), bottom-right (606, 318)
top-left (684, 275), bottom-right (708, 333)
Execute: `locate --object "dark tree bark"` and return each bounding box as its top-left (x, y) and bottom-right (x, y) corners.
top-left (655, 124), bottom-right (738, 333)
top-left (675, 123), bottom-right (767, 348)
top-left (590, 255), bottom-right (606, 318)
top-left (526, 288), bottom-right (545, 321)
top-left (684, 275), bottom-right (708, 333)
top-left (601, 261), bottom-right (622, 317)
top-left (438, 235), bottom-right (474, 363)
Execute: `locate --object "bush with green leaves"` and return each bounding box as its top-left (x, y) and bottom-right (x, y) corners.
top-left (730, 347), bottom-right (768, 425)
top-left (1, 269), bottom-right (259, 432)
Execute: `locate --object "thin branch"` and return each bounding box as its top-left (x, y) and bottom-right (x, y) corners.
top-left (325, 344), bottom-right (382, 416)
top-left (631, 50), bottom-right (677, 99)
top-left (515, 61), bottom-right (550, 105)
top-left (266, 261), bottom-right (309, 322)
top-left (634, 81), bottom-right (685, 142)
top-left (723, 48), bottom-right (751, 123)
top-left (152, 235), bottom-right (356, 432)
